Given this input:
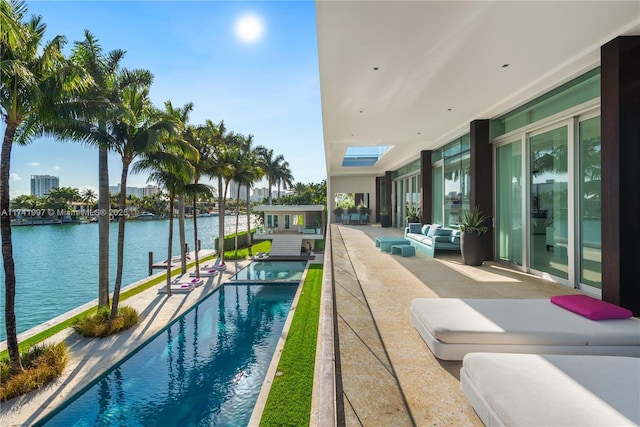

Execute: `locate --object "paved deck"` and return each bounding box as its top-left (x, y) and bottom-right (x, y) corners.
top-left (331, 223), bottom-right (578, 426)
top-left (1, 226), bottom-right (580, 426)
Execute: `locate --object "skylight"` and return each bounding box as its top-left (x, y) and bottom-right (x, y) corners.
top-left (342, 145), bottom-right (391, 167)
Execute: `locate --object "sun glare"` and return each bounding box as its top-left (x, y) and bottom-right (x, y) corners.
top-left (234, 14), bottom-right (264, 43)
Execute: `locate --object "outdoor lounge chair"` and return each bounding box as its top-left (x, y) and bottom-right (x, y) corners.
top-left (158, 282), bottom-right (194, 294)
top-left (410, 297), bottom-right (640, 361)
top-left (460, 353), bottom-right (640, 426)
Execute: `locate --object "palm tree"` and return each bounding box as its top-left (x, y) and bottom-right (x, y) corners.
top-left (186, 124), bottom-right (216, 278)
top-left (80, 188), bottom-right (97, 208)
top-left (232, 135), bottom-right (262, 253)
top-left (133, 146), bottom-right (196, 296)
top-left (200, 119), bottom-right (234, 264)
top-left (1, 0), bottom-right (91, 372)
top-left (67, 30), bottom-right (125, 310)
top-left (163, 101), bottom-right (195, 274)
top-left (257, 147), bottom-right (286, 205)
top-left (275, 160), bottom-right (294, 200)
top-left (105, 69), bottom-right (175, 320)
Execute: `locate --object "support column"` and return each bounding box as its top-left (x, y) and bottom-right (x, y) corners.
top-left (420, 150), bottom-right (433, 224)
top-left (470, 119), bottom-right (493, 261)
top-left (375, 177), bottom-right (381, 222)
top-left (385, 171), bottom-right (393, 225)
top-left (601, 36), bottom-right (640, 315)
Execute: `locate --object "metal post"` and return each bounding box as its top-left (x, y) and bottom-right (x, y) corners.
top-left (148, 251), bottom-right (153, 276)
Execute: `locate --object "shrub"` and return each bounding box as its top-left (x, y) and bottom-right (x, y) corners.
top-left (73, 306), bottom-right (139, 338)
top-left (0, 342), bottom-right (68, 402)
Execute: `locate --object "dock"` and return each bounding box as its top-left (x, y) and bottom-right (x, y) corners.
top-left (149, 249), bottom-right (216, 274)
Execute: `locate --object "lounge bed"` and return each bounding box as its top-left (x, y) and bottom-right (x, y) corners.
top-left (461, 353), bottom-right (640, 426)
top-left (158, 283), bottom-right (194, 294)
top-left (410, 298), bottom-right (640, 361)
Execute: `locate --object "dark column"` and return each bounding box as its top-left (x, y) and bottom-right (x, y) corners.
top-left (375, 176), bottom-right (381, 222)
top-left (601, 36), bottom-right (640, 315)
top-left (420, 150), bottom-right (433, 224)
top-left (470, 119), bottom-right (493, 261)
top-left (385, 171), bottom-right (393, 224)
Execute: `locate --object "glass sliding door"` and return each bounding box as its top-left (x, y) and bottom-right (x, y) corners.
top-left (496, 141), bottom-right (523, 265)
top-left (432, 166), bottom-right (443, 224)
top-left (529, 126), bottom-right (569, 279)
top-left (579, 116), bottom-right (601, 289)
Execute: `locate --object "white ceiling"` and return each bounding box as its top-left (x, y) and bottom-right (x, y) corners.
top-left (316, 1), bottom-right (640, 178)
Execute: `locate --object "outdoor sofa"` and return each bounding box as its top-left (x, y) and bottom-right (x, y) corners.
top-left (410, 296), bottom-right (640, 361)
top-left (461, 353), bottom-right (640, 426)
top-left (403, 223), bottom-right (461, 257)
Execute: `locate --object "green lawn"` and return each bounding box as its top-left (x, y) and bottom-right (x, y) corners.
top-left (259, 264), bottom-right (323, 426)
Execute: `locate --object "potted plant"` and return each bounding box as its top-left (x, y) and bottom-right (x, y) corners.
top-left (406, 203), bottom-right (421, 225)
top-left (458, 206), bottom-right (489, 266)
top-left (380, 206), bottom-right (391, 227)
top-left (333, 206), bottom-right (344, 223)
top-left (359, 205), bottom-right (372, 223)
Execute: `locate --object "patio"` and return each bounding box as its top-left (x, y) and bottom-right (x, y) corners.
top-left (329, 223), bottom-right (579, 426)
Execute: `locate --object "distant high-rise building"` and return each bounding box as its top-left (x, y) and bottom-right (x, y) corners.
top-left (229, 181), bottom-right (248, 200)
top-left (30, 175), bottom-right (59, 197)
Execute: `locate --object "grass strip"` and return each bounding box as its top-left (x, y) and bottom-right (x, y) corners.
top-left (259, 264), bottom-right (323, 426)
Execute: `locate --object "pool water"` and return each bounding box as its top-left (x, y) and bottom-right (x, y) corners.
top-left (37, 283), bottom-right (298, 427)
top-left (231, 261), bottom-right (308, 282)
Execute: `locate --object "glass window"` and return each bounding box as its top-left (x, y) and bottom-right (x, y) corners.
top-left (492, 68), bottom-right (600, 138)
top-left (579, 116), bottom-right (601, 288)
top-left (284, 214), bottom-right (290, 229)
top-left (496, 141), bottom-right (523, 265)
top-left (432, 166), bottom-right (443, 224)
top-left (530, 126), bottom-right (569, 279)
top-left (444, 157), bottom-right (462, 227)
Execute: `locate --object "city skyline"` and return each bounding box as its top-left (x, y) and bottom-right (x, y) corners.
top-left (5, 1), bottom-right (325, 198)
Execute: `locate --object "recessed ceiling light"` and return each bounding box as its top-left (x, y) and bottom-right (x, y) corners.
top-left (417, 132), bottom-right (421, 135)
top-left (373, 67), bottom-right (379, 71)
top-left (502, 64), bottom-right (510, 68)
top-left (447, 108), bottom-right (452, 111)
top-left (359, 110), bottom-right (363, 113)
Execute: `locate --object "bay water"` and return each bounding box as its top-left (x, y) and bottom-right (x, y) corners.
top-left (0, 215), bottom-right (252, 342)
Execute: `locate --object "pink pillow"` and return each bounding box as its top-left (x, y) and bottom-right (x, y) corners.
top-left (550, 294), bottom-right (633, 320)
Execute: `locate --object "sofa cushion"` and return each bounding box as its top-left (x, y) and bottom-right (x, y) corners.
top-left (427, 224), bottom-right (441, 237)
top-left (435, 228), bottom-right (452, 237)
top-left (421, 224), bottom-right (431, 235)
top-left (550, 294), bottom-right (633, 320)
top-left (408, 223), bottom-right (422, 234)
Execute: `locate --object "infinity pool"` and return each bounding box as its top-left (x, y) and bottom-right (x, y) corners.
top-left (37, 283), bottom-right (298, 426)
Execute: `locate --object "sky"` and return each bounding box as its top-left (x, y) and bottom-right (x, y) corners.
top-left (7, 0), bottom-right (326, 198)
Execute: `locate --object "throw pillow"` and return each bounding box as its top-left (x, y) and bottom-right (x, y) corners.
top-left (427, 224), bottom-right (441, 237)
top-left (421, 225), bottom-right (430, 235)
top-left (550, 294), bottom-right (633, 320)
top-left (408, 223), bottom-right (422, 234)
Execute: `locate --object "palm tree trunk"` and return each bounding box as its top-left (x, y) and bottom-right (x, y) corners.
top-left (192, 196), bottom-right (200, 279)
top-left (1, 123), bottom-right (24, 373)
top-left (246, 186), bottom-right (252, 248)
top-left (166, 197), bottom-right (175, 296)
top-left (178, 194), bottom-right (187, 274)
top-left (268, 181), bottom-right (273, 205)
top-left (234, 186), bottom-right (241, 257)
top-left (98, 147), bottom-right (110, 309)
top-left (110, 160), bottom-right (130, 320)
top-left (218, 178), bottom-right (225, 264)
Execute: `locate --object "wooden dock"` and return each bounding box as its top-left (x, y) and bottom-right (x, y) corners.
top-left (149, 249), bottom-right (216, 274)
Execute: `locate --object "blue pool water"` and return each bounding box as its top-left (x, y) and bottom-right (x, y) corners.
top-left (37, 283), bottom-right (298, 427)
top-left (231, 261), bottom-right (308, 282)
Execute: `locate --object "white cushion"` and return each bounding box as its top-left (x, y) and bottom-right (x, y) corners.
top-left (461, 353), bottom-right (640, 426)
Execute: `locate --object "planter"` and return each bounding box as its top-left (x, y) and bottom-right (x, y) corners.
top-left (380, 214), bottom-right (391, 228)
top-left (461, 231), bottom-right (486, 266)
